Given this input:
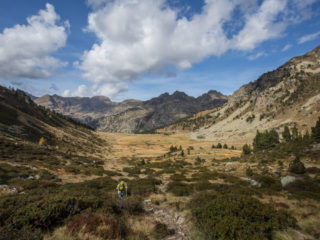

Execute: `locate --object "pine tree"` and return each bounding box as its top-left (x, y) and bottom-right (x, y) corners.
top-left (181, 150), bottom-right (184, 157)
top-left (289, 156), bottom-right (305, 174)
top-left (282, 126), bottom-right (291, 142)
top-left (223, 144), bottom-right (228, 149)
top-left (242, 144), bottom-right (251, 155)
top-left (312, 117), bottom-right (320, 143)
top-left (253, 130), bottom-right (279, 151)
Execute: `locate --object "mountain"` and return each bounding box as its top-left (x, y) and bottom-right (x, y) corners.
top-left (159, 46), bottom-right (320, 146)
top-left (35, 90), bottom-right (228, 133)
top-left (0, 85), bottom-right (102, 154)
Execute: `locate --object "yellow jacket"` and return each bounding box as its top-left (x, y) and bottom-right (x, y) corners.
top-left (117, 181), bottom-right (127, 192)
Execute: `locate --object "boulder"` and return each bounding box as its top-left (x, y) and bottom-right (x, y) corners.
top-left (281, 176), bottom-right (296, 187)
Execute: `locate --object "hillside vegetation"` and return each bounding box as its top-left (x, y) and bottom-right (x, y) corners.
top-left (1, 46), bottom-right (320, 240)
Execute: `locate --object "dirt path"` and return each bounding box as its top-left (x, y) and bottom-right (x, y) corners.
top-left (143, 178), bottom-right (191, 240)
top-left (143, 200), bottom-right (190, 240)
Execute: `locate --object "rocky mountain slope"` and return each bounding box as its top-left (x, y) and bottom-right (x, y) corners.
top-left (159, 46), bottom-right (320, 146)
top-left (0, 85), bottom-right (105, 160)
top-left (35, 90), bottom-right (228, 133)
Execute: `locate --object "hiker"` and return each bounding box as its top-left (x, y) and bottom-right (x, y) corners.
top-left (116, 180), bottom-right (128, 199)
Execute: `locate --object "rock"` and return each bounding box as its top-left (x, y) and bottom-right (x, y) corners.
top-left (144, 199), bottom-right (151, 203)
top-left (281, 176), bottom-right (296, 187)
top-left (10, 187), bottom-right (18, 194)
top-left (308, 174), bottom-right (316, 179)
top-left (245, 177), bottom-right (261, 187)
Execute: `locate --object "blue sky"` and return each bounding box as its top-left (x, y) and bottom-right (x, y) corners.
top-left (0, 0), bottom-right (319, 101)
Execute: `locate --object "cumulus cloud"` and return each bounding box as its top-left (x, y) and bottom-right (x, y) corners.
top-left (62, 83), bottom-right (128, 98)
top-left (298, 31), bottom-right (320, 44)
top-left (76, 0), bottom-right (317, 97)
top-left (0, 3), bottom-right (69, 79)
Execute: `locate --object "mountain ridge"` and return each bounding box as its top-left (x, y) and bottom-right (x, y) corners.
top-left (159, 45), bottom-right (320, 146)
top-left (35, 90), bottom-right (228, 133)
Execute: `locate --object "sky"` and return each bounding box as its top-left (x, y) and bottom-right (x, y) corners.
top-left (0, 0), bottom-right (319, 101)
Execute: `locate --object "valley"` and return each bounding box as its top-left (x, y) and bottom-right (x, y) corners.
top-left (0, 46), bottom-right (320, 240)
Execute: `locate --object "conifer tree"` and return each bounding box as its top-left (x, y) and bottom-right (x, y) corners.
top-left (282, 126), bottom-right (291, 142)
top-left (312, 117), bottom-right (320, 143)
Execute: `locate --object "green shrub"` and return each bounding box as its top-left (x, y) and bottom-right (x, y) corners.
top-left (252, 174), bottom-right (282, 191)
top-left (122, 167), bottom-right (141, 175)
top-left (194, 180), bottom-right (214, 191)
top-left (192, 195), bottom-right (296, 240)
top-left (129, 178), bottom-right (162, 196)
top-left (111, 198), bottom-right (144, 215)
top-left (191, 170), bottom-right (217, 181)
top-left (189, 191), bottom-right (218, 210)
top-left (246, 167), bottom-right (253, 177)
top-left (66, 213), bottom-right (128, 239)
top-left (289, 156), bottom-right (305, 174)
top-left (167, 181), bottom-right (193, 196)
top-left (285, 179), bottom-right (320, 200)
top-left (195, 156), bottom-right (205, 165)
top-left (170, 174), bottom-right (187, 182)
top-left (216, 143), bottom-right (222, 148)
top-left (242, 144), bottom-right (251, 155)
top-left (151, 222), bottom-right (172, 239)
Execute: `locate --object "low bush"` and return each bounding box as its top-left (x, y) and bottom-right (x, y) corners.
top-left (246, 167), bottom-right (254, 177)
top-left (194, 180), bottom-right (214, 191)
top-left (123, 167), bottom-right (141, 175)
top-left (192, 194), bottom-right (296, 240)
top-left (129, 178), bottom-right (162, 196)
top-left (151, 222), bottom-right (173, 239)
top-left (285, 178), bottom-right (320, 200)
top-left (170, 174), bottom-right (188, 182)
top-left (289, 156), bottom-right (306, 174)
top-left (252, 174), bottom-right (282, 192)
top-left (111, 198), bottom-right (144, 215)
top-left (167, 181), bottom-right (193, 196)
top-left (66, 213), bottom-right (128, 239)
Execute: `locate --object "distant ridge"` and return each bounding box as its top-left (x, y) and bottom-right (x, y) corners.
top-left (35, 90), bottom-right (228, 133)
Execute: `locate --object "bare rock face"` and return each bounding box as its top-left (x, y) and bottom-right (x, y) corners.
top-left (35, 90), bottom-right (228, 133)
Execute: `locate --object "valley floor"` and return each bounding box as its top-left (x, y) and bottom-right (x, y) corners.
top-left (1, 131), bottom-right (320, 240)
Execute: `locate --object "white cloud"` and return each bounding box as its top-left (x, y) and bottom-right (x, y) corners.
top-left (62, 82), bottom-right (128, 98)
top-left (0, 3), bottom-right (69, 79)
top-left (77, 0), bottom-right (318, 97)
top-left (298, 31), bottom-right (320, 44)
top-left (232, 0), bottom-right (287, 50)
top-left (282, 43), bottom-right (292, 51)
top-left (248, 51), bottom-right (267, 60)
